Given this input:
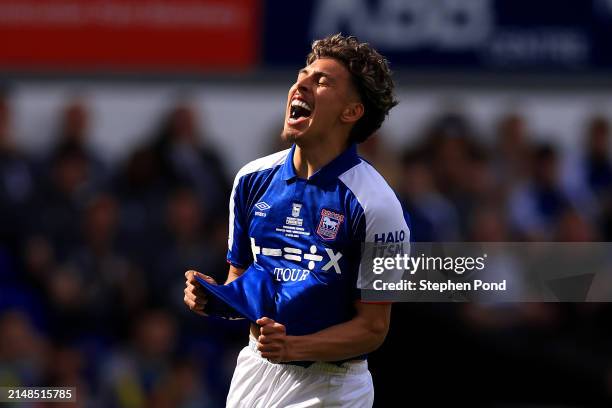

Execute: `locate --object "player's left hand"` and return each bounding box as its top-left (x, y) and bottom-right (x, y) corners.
top-left (256, 317), bottom-right (290, 363)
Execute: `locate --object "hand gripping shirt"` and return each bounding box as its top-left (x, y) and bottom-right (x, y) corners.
top-left (198, 144), bottom-right (410, 338)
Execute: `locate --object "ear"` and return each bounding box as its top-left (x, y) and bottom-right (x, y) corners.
top-left (340, 102), bottom-right (364, 125)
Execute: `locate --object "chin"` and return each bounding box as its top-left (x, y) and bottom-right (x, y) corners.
top-left (281, 127), bottom-right (305, 144)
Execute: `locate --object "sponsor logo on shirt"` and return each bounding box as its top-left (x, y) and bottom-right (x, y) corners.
top-left (254, 201), bottom-right (271, 217)
top-left (273, 267), bottom-right (310, 282)
top-left (255, 201), bottom-right (271, 211)
top-left (374, 230), bottom-right (406, 243)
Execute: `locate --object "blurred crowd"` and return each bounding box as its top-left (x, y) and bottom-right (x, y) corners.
top-left (0, 86), bottom-right (611, 406)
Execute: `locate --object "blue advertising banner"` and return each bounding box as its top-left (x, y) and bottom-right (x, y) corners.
top-left (263, 0), bottom-right (612, 72)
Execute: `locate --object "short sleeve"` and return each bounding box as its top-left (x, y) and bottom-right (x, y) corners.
top-left (356, 197), bottom-right (410, 292)
top-left (337, 160), bottom-right (410, 296)
top-left (227, 173), bottom-right (253, 268)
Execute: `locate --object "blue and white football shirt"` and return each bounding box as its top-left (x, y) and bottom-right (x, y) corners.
top-left (199, 144), bottom-right (409, 337)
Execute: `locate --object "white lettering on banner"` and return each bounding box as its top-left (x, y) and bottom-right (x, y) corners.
top-left (311, 0), bottom-right (492, 50)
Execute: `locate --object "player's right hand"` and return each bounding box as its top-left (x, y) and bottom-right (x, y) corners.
top-left (184, 270), bottom-right (216, 316)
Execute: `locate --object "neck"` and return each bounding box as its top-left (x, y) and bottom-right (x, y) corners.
top-left (293, 139), bottom-right (349, 179)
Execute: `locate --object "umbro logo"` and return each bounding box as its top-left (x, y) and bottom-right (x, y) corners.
top-left (255, 201), bottom-right (271, 211)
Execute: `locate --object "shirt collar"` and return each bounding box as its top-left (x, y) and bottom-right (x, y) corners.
top-left (280, 144), bottom-right (361, 183)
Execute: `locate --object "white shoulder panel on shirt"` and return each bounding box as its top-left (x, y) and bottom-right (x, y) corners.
top-left (234, 148), bottom-right (291, 181)
top-left (338, 160), bottom-right (410, 242)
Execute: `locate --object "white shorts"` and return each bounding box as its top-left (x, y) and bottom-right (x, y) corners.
top-left (226, 336), bottom-right (374, 408)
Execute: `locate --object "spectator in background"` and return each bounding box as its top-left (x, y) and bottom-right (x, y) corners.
top-left (357, 132), bottom-right (401, 190)
top-left (152, 187), bottom-right (227, 316)
top-left (46, 193), bottom-right (146, 340)
top-left (150, 103), bottom-right (230, 220)
top-left (582, 115), bottom-right (612, 240)
top-left (99, 309), bottom-right (213, 408)
top-left (0, 90), bottom-right (35, 253)
top-left (583, 115), bottom-right (612, 198)
top-left (469, 205), bottom-right (510, 242)
top-left (421, 112), bottom-right (476, 199)
top-left (509, 143), bottom-right (573, 240)
top-left (44, 98), bottom-right (107, 187)
top-left (113, 147), bottom-right (168, 269)
top-left (0, 310), bottom-right (48, 387)
top-left (398, 148), bottom-right (460, 241)
top-left (420, 111), bottom-right (489, 237)
top-left (556, 208), bottom-right (598, 242)
top-left (43, 345), bottom-right (92, 404)
top-left (29, 142), bottom-right (100, 261)
top-left (493, 112), bottom-right (532, 190)
top-left (453, 146), bottom-right (503, 236)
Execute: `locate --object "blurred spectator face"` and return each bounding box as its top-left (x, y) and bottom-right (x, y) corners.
top-left (402, 161), bottom-right (435, 198)
top-left (170, 105), bottom-right (197, 145)
top-left (167, 189), bottom-right (202, 241)
top-left (433, 136), bottom-right (470, 189)
top-left (24, 235), bottom-right (54, 276)
top-left (498, 113), bottom-right (527, 156)
top-left (533, 145), bottom-right (559, 187)
top-left (470, 208), bottom-right (508, 241)
top-left (84, 194), bottom-right (119, 249)
top-left (149, 360), bottom-right (208, 408)
top-left (587, 116), bottom-right (609, 158)
top-left (61, 100), bottom-right (89, 144)
top-left (53, 151), bottom-right (89, 195)
top-left (556, 209), bottom-right (596, 242)
top-left (135, 311), bottom-right (176, 358)
top-left (0, 311), bottom-right (43, 362)
top-left (48, 347), bottom-right (83, 385)
top-left (464, 156), bottom-right (495, 196)
top-left (48, 266), bottom-right (83, 308)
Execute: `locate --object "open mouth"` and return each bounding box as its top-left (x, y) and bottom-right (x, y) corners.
top-left (289, 99), bottom-right (313, 121)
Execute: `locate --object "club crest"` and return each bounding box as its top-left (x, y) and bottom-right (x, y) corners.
top-left (292, 202), bottom-right (302, 218)
top-left (316, 209), bottom-right (344, 240)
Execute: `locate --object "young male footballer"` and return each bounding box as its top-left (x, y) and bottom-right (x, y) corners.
top-left (184, 34), bottom-right (409, 407)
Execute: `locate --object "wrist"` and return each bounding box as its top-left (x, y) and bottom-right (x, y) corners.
top-left (284, 335), bottom-right (301, 361)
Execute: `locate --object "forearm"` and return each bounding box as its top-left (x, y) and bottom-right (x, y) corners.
top-left (286, 306), bottom-right (390, 361)
top-left (224, 265), bottom-right (245, 284)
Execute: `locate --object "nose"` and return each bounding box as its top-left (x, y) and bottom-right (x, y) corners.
top-left (295, 74), bottom-right (311, 93)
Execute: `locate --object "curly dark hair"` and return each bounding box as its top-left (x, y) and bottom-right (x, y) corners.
top-left (307, 33), bottom-right (398, 144)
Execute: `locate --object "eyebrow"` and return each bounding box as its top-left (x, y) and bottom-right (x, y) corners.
top-left (298, 68), bottom-right (333, 80)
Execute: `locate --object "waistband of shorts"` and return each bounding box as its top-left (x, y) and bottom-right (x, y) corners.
top-left (248, 335), bottom-right (368, 375)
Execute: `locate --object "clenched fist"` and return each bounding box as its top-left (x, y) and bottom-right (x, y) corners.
top-left (184, 270), bottom-right (216, 316)
top-left (256, 317), bottom-right (290, 363)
